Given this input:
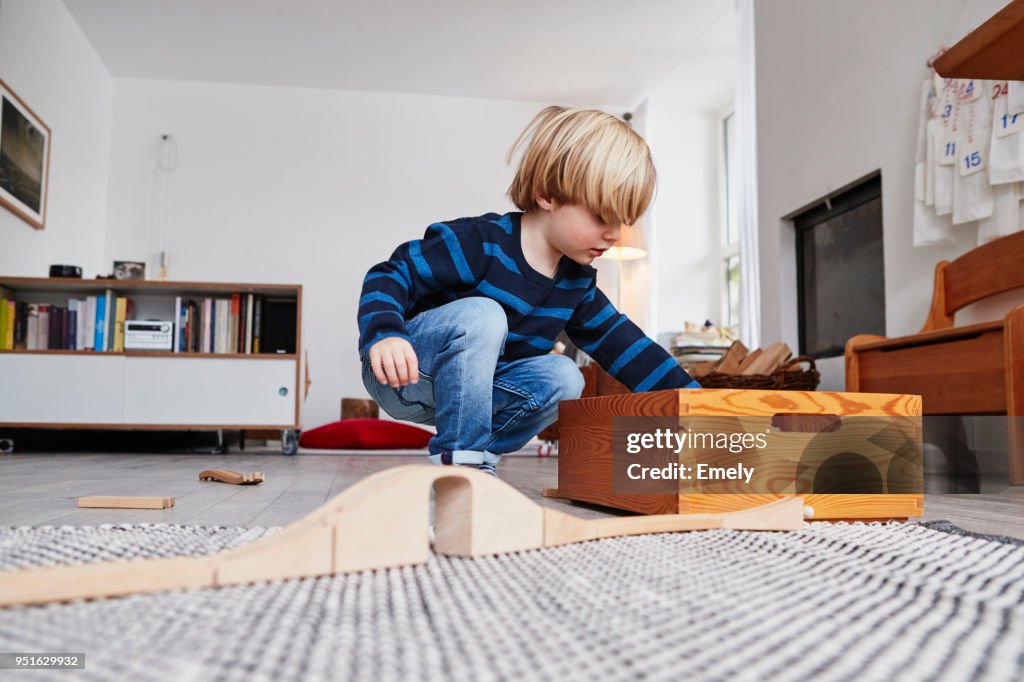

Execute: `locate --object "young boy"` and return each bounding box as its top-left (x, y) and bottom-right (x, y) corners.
top-left (357, 106), bottom-right (700, 476)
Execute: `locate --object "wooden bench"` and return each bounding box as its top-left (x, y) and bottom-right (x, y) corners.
top-left (845, 231), bottom-right (1024, 485)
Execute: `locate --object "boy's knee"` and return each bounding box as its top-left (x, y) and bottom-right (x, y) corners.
top-left (548, 355), bottom-right (585, 402)
top-left (447, 297), bottom-right (507, 347)
top-left (460, 297), bottom-right (507, 325)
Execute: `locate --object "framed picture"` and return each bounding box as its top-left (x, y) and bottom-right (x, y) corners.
top-left (0, 79), bottom-right (51, 230)
top-left (114, 261), bottom-right (147, 281)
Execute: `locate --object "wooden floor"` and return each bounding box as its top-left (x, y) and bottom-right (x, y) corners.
top-left (0, 450), bottom-right (1022, 539)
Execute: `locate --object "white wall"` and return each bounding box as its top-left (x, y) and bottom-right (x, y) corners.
top-left (753, 0), bottom-right (1017, 390)
top-left (0, 0), bottom-right (112, 276)
top-left (641, 7), bottom-right (736, 342)
top-left (0, 0), bottom-right (730, 433)
top-left (103, 79), bottom-right (604, 429)
top-left (645, 109), bottom-right (723, 337)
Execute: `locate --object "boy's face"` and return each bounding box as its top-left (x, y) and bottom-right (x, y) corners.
top-left (539, 200), bottom-right (622, 265)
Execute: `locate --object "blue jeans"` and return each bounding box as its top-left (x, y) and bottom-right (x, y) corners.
top-left (361, 298), bottom-right (585, 466)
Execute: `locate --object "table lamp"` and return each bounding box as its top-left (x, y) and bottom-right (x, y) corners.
top-left (601, 223), bottom-right (648, 309)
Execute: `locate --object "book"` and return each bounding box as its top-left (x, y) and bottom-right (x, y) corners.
top-left (216, 299), bottom-right (230, 354)
top-left (230, 293), bottom-right (240, 355)
top-left (212, 298), bottom-right (219, 353)
top-left (67, 308), bottom-right (77, 351)
top-left (104, 289), bottom-right (116, 352)
top-left (6, 300), bottom-right (14, 349)
top-left (202, 298), bottom-right (212, 353)
top-left (68, 300), bottom-right (78, 349)
top-left (173, 296), bottom-right (183, 353)
top-left (48, 305), bottom-right (62, 349)
top-left (93, 295), bottom-right (106, 351)
top-left (14, 301), bottom-right (28, 349)
top-left (38, 304), bottom-right (50, 350)
top-left (252, 296), bottom-right (262, 353)
top-left (244, 293), bottom-right (254, 354)
top-left (26, 304), bottom-right (39, 350)
top-left (69, 299), bottom-right (86, 350)
top-left (0, 298), bottom-right (8, 350)
top-left (0, 289), bottom-right (12, 350)
top-left (84, 297), bottom-right (96, 351)
top-left (238, 294), bottom-right (247, 354)
top-left (190, 300), bottom-right (200, 352)
top-left (78, 299), bottom-right (87, 350)
top-left (211, 299), bottom-right (218, 353)
top-left (113, 298), bottom-right (128, 352)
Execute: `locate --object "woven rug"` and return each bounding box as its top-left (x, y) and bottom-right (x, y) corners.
top-left (0, 521), bottom-right (1022, 681)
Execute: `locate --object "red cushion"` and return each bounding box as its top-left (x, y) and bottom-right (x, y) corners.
top-left (299, 419), bottom-right (432, 450)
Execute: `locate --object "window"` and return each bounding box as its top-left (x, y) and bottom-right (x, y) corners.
top-left (721, 112), bottom-right (739, 331)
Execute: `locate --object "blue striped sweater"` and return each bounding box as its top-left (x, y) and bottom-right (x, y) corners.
top-left (357, 212), bottom-right (700, 392)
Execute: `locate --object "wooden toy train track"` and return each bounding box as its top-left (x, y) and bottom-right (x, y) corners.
top-left (0, 465), bottom-right (804, 609)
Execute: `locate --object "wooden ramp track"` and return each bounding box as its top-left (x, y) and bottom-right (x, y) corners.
top-left (0, 465), bottom-right (804, 609)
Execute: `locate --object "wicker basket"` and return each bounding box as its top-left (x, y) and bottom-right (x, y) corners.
top-left (695, 355), bottom-right (820, 391)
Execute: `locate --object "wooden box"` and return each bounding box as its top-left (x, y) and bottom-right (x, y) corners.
top-left (556, 388), bottom-right (923, 521)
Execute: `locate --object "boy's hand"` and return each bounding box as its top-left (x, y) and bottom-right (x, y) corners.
top-left (368, 337), bottom-right (419, 388)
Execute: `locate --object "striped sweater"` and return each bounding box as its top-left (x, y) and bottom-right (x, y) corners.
top-left (357, 212), bottom-right (700, 392)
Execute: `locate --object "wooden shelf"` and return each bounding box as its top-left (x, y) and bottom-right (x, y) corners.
top-left (0, 349), bottom-right (296, 360)
top-left (0, 276), bottom-right (300, 297)
top-left (0, 276), bottom-right (304, 443)
top-left (932, 0), bottom-right (1024, 79)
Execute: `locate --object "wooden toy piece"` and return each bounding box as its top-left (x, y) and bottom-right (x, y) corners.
top-left (541, 488), bottom-right (568, 498)
top-left (77, 496), bottom-right (174, 509)
top-left (557, 388), bottom-right (924, 520)
top-left (341, 398), bottom-right (379, 420)
top-left (198, 469), bottom-right (265, 485)
top-left (542, 497), bottom-right (805, 547)
top-left (0, 465), bottom-right (804, 609)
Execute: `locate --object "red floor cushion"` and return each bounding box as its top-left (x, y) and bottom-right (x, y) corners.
top-left (299, 419), bottom-right (432, 450)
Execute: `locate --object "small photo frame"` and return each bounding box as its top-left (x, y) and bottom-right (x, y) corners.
top-left (114, 261), bottom-right (147, 281)
top-left (0, 79), bottom-right (51, 230)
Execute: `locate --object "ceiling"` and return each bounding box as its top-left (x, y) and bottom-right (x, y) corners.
top-left (63, 0), bottom-right (735, 108)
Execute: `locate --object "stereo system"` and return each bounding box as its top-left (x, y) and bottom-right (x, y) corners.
top-left (124, 320), bottom-right (174, 351)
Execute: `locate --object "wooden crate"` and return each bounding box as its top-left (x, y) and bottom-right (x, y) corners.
top-left (556, 388), bottom-right (923, 521)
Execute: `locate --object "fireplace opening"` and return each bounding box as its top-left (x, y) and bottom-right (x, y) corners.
top-left (794, 173), bottom-right (885, 358)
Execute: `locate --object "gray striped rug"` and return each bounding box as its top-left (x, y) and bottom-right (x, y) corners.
top-left (0, 521), bottom-right (1021, 681)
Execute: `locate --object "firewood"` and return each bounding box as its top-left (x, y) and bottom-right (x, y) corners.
top-left (735, 348), bottom-right (763, 374)
top-left (690, 360), bottom-right (719, 378)
top-left (742, 342), bottom-right (792, 375)
top-left (714, 341), bottom-right (748, 374)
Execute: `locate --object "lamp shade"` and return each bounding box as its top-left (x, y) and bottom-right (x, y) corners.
top-left (602, 223), bottom-right (648, 261)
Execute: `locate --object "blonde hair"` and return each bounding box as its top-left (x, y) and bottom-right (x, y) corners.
top-left (506, 106), bottom-right (656, 226)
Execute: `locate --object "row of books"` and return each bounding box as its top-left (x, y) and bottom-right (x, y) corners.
top-left (0, 291), bottom-right (132, 351)
top-left (175, 293), bottom-right (267, 354)
top-left (0, 291), bottom-right (296, 354)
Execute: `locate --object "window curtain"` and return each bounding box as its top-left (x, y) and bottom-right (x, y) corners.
top-left (735, 0), bottom-right (761, 350)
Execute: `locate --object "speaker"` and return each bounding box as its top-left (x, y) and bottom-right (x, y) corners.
top-left (260, 298), bottom-right (297, 354)
top-left (48, 264), bottom-right (82, 278)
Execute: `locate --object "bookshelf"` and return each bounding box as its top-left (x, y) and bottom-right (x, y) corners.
top-left (0, 277), bottom-right (302, 454)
